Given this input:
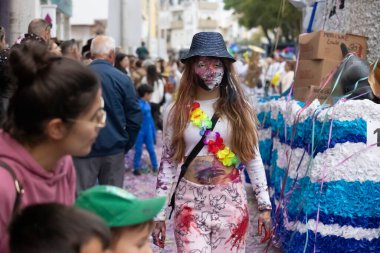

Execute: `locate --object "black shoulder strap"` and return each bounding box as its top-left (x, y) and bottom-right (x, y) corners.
top-left (168, 113), bottom-right (219, 219)
top-left (0, 160), bottom-right (24, 215)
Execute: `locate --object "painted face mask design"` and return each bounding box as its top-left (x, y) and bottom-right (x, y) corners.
top-left (195, 57), bottom-right (224, 91)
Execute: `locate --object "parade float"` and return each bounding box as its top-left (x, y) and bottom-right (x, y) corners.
top-left (256, 30), bottom-right (380, 252)
top-left (258, 98), bottom-right (380, 252)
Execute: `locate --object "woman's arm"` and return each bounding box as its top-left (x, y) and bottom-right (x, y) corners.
top-left (155, 104), bottom-right (179, 221)
top-left (245, 149), bottom-right (272, 211)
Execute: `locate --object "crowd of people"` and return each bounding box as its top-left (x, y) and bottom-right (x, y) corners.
top-left (0, 18), bottom-right (275, 253)
top-left (231, 47), bottom-right (296, 99)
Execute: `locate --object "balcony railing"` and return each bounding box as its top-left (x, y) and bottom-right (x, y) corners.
top-left (198, 19), bottom-right (218, 29)
top-left (171, 20), bottom-right (184, 29)
top-left (199, 2), bottom-right (218, 10)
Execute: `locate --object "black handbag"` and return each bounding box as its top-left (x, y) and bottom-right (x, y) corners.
top-left (168, 113), bottom-right (219, 219)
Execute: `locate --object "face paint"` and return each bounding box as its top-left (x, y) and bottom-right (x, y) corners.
top-left (195, 57), bottom-right (224, 91)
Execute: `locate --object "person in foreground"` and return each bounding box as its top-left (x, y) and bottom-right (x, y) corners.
top-left (8, 203), bottom-right (111, 253)
top-left (75, 185), bottom-right (166, 253)
top-left (0, 41), bottom-right (104, 253)
top-left (152, 32), bottom-right (272, 253)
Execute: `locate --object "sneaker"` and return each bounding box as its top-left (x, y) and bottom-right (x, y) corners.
top-left (151, 169), bottom-right (158, 176)
top-left (140, 167), bottom-right (150, 174)
top-left (133, 170), bottom-right (142, 176)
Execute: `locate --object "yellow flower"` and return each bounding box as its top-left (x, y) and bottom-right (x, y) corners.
top-left (216, 147), bottom-right (230, 160)
top-left (201, 114), bottom-right (208, 121)
top-left (190, 108), bottom-right (202, 120)
top-left (190, 108), bottom-right (210, 128)
top-left (216, 147), bottom-right (238, 166)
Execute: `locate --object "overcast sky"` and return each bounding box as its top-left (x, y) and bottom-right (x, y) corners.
top-left (71, 0), bottom-right (109, 25)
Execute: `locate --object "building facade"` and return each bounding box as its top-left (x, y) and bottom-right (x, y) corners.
top-left (158, 0), bottom-right (244, 52)
top-left (159, 0), bottom-right (221, 50)
top-left (1, 0), bottom-right (71, 44)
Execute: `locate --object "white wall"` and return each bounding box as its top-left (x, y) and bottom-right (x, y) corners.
top-left (107, 0), bottom-right (122, 46)
top-left (9, 0), bottom-right (40, 42)
top-left (71, 25), bottom-right (93, 45)
top-left (107, 0), bottom-right (142, 53)
top-left (121, 0), bottom-right (142, 53)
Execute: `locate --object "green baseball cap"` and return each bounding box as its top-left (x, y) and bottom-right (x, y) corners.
top-left (75, 185), bottom-right (165, 227)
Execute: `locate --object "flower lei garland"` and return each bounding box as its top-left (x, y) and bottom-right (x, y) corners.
top-left (190, 102), bottom-right (239, 167)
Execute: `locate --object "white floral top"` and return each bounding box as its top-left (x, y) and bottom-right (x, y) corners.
top-left (155, 98), bottom-right (272, 221)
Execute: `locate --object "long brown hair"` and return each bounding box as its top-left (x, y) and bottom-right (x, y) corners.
top-left (146, 64), bottom-right (159, 86)
top-left (169, 57), bottom-right (258, 164)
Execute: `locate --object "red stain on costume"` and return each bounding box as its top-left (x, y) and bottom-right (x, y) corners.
top-left (225, 205), bottom-right (249, 250)
top-left (226, 169), bottom-right (240, 182)
top-left (178, 206), bottom-right (193, 231)
top-left (176, 205), bottom-right (201, 234)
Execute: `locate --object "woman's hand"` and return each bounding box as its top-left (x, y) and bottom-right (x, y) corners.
top-left (152, 221), bottom-right (166, 248)
top-left (257, 210), bottom-right (272, 243)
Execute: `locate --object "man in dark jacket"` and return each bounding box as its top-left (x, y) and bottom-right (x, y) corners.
top-left (136, 41), bottom-right (149, 60)
top-left (74, 35), bottom-right (142, 192)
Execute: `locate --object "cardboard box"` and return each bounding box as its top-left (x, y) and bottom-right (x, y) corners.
top-left (294, 59), bottom-right (340, 87)
top-left (299, 31), bottom-right (368, 61)
top-left (293, 85), bottom-right (332, 104)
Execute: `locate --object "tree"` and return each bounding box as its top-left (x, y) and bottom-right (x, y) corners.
top-left (224, 0), bottom-right (301, 46)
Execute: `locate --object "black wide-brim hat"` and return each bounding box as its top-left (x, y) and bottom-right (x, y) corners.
top-left (180, 32), bottom-right (235, 63)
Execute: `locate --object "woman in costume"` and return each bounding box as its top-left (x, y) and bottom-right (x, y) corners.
top-left (152, 32), bottom-right (272, 253)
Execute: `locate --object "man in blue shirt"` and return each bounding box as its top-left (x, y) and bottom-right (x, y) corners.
top-left (74, 35), bottom-right (142, 192)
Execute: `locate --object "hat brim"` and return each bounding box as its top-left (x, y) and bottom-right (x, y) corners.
top-left (113, 196), bottom-right (166, 227)
top-left (369, 62), bottom-right (380, 98)
top-left (248, 45), bottom-right (265, 54)
top-left (181, 53), bottom-right (235, 63)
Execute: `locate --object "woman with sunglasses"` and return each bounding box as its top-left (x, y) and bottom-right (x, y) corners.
top-left (0, 41), bottom-right (105, 253)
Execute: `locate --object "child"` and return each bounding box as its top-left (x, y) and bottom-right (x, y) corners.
top-left (8, 203), bottom-right (111, 253)
top-left (75, 185), bottom-right (165, 253)
top-left (133, 84), bottom-right (158, 175)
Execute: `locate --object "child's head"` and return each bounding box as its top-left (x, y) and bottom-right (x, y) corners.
top-left (75, 186), bottom-right (165, 253)
top-left (108, 221), bottom-right (154, 253)
top-left (8, 203), bottom-right (111, 253)
top-left (285, 60), bottom-right (296, 72)
top-left (137, 84), bottom-right (153, 101)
